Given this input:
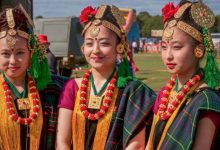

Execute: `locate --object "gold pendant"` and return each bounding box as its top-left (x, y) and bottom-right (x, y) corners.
top-left (17, 98), bottom-right (31, 110)
top-left (88, 95), bottom-right (103, 109)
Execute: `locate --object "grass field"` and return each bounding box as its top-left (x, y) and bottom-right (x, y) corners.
top-left (134, 53), bottom-right (169, 92)
top-left (134, 53), bottom-right (220, 92)
top-left (72, 53), bottom-right (220, 92)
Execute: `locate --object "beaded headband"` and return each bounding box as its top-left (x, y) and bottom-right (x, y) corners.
top-left (80, 5), bottom-right (125, 38)
top-left (162, 2), bottom-right (215, 43)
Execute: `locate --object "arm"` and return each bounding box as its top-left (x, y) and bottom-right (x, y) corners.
top-left (56, 108), bottom-right (73, 150)
top-left (125, 127), bottom-right (146, 150)
top-left (193, 115), bottom-right (218, 150)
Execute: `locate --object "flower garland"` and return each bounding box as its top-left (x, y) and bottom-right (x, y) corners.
top-left (79, 70), bottom-right (117, 120)
top-left (2, 76), bottom-right (40, 125)
top-left (158, 72), bottom-right (203, 120)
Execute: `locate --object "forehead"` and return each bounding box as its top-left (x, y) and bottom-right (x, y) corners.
top-left (0, 36), bottom-right (28, 50)
top-left (162, 27), bottom-right (192, 43)
top-left (84, 24), bottom-right (116, 39)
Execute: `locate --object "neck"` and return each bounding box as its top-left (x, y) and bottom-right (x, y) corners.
top-left (4, 73), bottom-right (26, 87)
top-left (177, 67), bottom-right (200, 90)
top-left (91, 66), bottom-right (115, 82)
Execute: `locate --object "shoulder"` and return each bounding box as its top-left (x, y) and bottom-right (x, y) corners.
top-left (62, 77), bottom-right (80, 91)
top-left (191, 88), bottom-right (220, 112)
top-left (123, 79), bottom-right (156, 98)
top-left (126, 79), bottom-right (154, 91)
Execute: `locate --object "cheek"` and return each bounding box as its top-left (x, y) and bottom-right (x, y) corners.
top-left (161, 51), bottom-right (166, 63)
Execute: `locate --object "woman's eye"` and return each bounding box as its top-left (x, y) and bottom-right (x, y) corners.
top-left (100, 42), bottom-right (110, 46)
top-left (1, 52), bottom-right (10, 57)
top-left (173, 46), bottom-right (182, 50)
top-left (17, 51), bottom-right (25, 55)
top-left (85, 42), bottom-right (93, 47)
top-left (161, 45), bottom-right (167, 50)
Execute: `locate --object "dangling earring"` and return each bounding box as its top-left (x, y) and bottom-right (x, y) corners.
top-left (194, 44), bottom-right (204, 58)
top-left (116, 43), bottom-right (124, 54)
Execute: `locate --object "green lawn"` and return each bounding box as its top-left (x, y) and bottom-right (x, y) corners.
top-left (134, 53), bottom-right (169, 92)
top-left (71, 53), bottom-right (220, 93)
top-left (134, 53), bottom-right (220, 92)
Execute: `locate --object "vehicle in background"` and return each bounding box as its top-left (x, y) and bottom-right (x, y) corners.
top-left (34, 17), bottom-right (86, 76)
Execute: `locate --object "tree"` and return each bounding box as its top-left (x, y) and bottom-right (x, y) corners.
top-left (137, 11), bottom-right (163, 37)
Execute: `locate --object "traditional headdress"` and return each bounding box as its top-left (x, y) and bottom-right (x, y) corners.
top-left (0, 4), bottom-right (51, 90)
top-left (79, 5), bottom-right (134, 87)
top-left (161, 0), bottom-right (220, 88)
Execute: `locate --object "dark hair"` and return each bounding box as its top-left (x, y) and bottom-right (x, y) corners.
top-left (0, 6), bottom-right (29, 33)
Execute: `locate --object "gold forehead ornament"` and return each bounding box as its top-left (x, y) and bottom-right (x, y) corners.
top-left (6, 8), bottom-right (17, 49)
top-left (162, 20), bottom-right (177, 42)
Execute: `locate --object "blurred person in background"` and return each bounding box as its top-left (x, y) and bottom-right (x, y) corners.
top-left (38, 34), bottom-right (58, 74)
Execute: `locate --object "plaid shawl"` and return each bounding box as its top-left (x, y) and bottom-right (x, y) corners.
top-left (39, 75), bottom-right (68, 150)
top-left (155, 88), bottom-right (220, 150)
top-left (105, 80), bottom-right (156, 149)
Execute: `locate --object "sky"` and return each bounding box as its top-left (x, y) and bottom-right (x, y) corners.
top-left (33, 0), bottom-right (220, 18)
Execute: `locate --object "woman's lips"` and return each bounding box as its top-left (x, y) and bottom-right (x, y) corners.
top-left (91, 56), bottom-right (103, 62)
top-left (9, 67), bottom-right (19, 71)
top-left (166, 63), bottom-right (176, 69)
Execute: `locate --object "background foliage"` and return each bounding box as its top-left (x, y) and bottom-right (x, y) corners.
top-left (137, 11), bottom-right (220, 37)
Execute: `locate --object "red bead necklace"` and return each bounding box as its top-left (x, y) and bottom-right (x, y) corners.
top-left (158, 72), bottom-right (203, 120)
top-left (2, 76), bottom-right (40, 125)
top-left (79, 70), bottom-right (117, 120)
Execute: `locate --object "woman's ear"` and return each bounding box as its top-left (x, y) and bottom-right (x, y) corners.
top-left (194, 44), bottom-right (204, 58)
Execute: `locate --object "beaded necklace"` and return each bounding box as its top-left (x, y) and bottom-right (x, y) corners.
top-left (79, 70), bottom-right (117, 120)
top-left (158, 72), bottom-right (203, 120)
top-left (2, 74), bottom-right (40, 125)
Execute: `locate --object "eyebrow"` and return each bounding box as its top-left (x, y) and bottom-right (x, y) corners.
top-left (85, 37), bottom-right (110, 41)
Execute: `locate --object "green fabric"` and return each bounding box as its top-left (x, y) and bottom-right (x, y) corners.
top-left (116, 58), bottom-right (137, 88)
top-left (105, 80), bottom-right (156, 149)
top-left (202, 27), bottom-right (220, 88)
top-left (155, 88), bottom-right (220, 149)
top-left (90, 68), bottom-right (115, 96)
top-left (29, 34), bottom-right (51, 90)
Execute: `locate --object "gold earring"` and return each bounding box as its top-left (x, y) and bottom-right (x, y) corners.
top-left (116, 43), bottom-right (124, 54)
top-left (194, 44), bottom-right (204, 58)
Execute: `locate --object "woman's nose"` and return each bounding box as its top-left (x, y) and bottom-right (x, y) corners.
top-left (166, 48), bottom-right (173, 60)
top-left (9, 54), bottom-right (16, 64)
top-left (93, 43), bottom-right (101, 53)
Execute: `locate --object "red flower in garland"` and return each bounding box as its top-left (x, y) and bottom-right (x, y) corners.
top-left (162, 2), bottom-right (179, 23)
top-left (79, 6), bottom-right (97, 25)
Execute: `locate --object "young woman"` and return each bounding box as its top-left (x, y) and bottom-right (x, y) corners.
top-left (0, 6), bottom-right (67, 150)
top-left (56, 5), bottom-right (156, 150)
top-left (146, 1), bottom-right (220, 149)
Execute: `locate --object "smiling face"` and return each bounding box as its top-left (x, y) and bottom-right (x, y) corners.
top-left (161, 27), bottom-right (200, 76)
top-left (0, 36), bottom-right (31, 80)
top-left (83, 25), bottom-right (118, 71)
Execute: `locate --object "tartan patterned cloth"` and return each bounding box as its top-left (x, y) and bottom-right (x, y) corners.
top-left (154, 88), bottom-right (220, 150)
top-left (39, 75), bottom-right (68, 150)
top-left (104, 80), bottom-right (156, 149)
